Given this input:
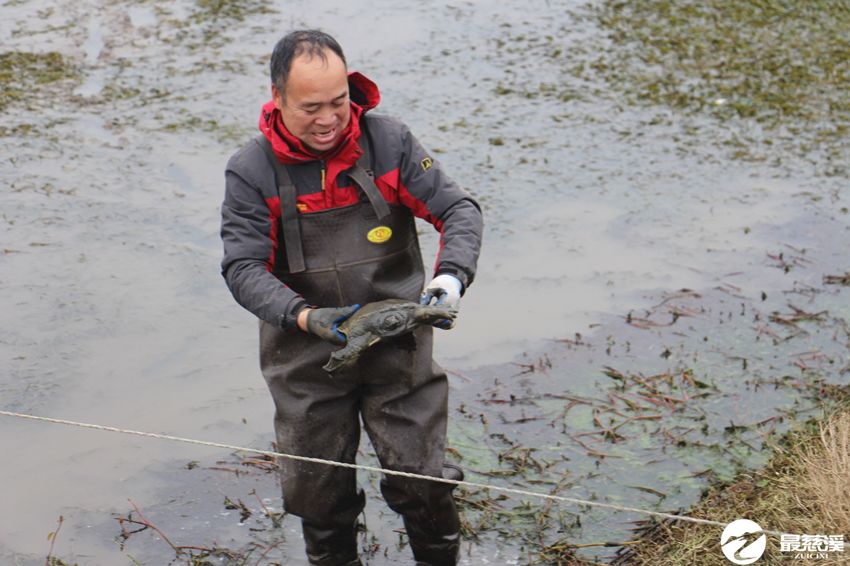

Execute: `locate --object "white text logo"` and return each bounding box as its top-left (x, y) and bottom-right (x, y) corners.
top-left (780, 533), bottom-right (845, 560)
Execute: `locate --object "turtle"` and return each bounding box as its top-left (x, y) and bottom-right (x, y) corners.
top-left (323, 298), bottom-right (456, 373)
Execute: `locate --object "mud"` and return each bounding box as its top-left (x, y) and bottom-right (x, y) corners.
top-left (1, 0), bottom-right (848, 564)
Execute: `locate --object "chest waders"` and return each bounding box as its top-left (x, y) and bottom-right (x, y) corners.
top-left (256, 130), bottom-right (461, 566)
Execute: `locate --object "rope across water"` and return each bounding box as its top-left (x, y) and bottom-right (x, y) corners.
top-left (0, 410), bottom-right (788, 537)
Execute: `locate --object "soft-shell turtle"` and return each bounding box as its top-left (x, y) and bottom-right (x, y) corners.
top-left (323, 299), bottom-right (456, 373)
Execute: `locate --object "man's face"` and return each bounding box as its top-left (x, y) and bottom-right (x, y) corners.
top-left (272, 49), bottom-right (350, 153)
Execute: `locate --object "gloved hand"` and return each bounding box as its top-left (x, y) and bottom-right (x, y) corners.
top-left (420, 274), bottom-right (462, 329)
top-left (300, 305), bottom-right (361, 346)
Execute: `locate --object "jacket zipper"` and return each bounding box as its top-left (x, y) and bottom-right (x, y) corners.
top-left (321, 160), bottom-right (328, 206)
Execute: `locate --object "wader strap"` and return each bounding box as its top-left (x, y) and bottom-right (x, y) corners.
top-left (349, 119), bottom-right (391, 221)
top-left (254, 135), bottom-right (306, 273)
top-left (348, 167), bottom-right (390, 220)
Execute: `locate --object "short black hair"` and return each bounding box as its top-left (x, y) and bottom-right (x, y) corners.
top-left (270, 30), bottom-right (347, 99)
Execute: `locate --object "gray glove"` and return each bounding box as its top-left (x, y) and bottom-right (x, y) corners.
top-left (305, 305), bottom-right (361, 346)
top-left (420, 274), bottom-right (462, 329)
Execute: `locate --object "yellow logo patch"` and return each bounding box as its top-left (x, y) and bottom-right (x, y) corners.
top-left (367, 226), bottom-right (392, 244)
top-left (420, 156), bottom-right (433, 172)
top-left (296, 203), bottom-right (308, 212)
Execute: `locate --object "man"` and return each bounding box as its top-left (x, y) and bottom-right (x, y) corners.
top-left (220, 30), bottom-right (483, 566)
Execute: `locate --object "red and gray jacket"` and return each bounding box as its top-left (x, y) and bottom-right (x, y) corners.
top-left (220, 72), bottom-right (483, 328)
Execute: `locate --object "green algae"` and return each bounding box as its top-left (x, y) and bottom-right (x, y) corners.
top-left (192, 0), bottom-right (274, 23)
top-left (159, 115), bottom-right (246, 143)
top-left (586, 0), bottom-right (850, 159)
top-left (595, 1), bottom-right (849, 115)
top-left (484, 0), bottom-right (849, 173)
top-left (0, 51), bottom-right (78, 113)
top-left (188, 0), bottom-right (277, 48)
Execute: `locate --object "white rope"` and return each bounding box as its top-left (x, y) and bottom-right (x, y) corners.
top-left (0, 410), bottom-right (787, 537)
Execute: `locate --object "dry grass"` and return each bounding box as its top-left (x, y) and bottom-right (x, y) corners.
top-left (613, 408), bottom-right (850, 565)
top-left (797, 412), bottom-right (850, 537)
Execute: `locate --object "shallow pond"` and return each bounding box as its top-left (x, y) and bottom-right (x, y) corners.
top-left (1, 0), bottom-right (848, 564)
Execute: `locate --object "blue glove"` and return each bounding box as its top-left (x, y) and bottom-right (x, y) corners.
top-left (305, 305), bottom-right (361, 345)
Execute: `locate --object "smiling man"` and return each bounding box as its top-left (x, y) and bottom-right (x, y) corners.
top-left (220, 30), bottom-right (483, 566)
top-left (272, 44), bottom-right (350, 153)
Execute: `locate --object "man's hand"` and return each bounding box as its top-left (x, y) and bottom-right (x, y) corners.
top-left (420, 274), bottom-right (462, 329)
top-left (298, 305), bottom-right (361, 346)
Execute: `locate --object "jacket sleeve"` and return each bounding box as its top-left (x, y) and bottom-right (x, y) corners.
top-left (395, 123), bottom-right (484, 291)
top-left (221, 154), bottom-right (307, 328)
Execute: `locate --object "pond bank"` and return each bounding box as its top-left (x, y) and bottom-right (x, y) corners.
top-left (609, 391), bottom-right (850, 566)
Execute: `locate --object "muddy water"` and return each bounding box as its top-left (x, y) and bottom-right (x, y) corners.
top-left (1, 0), bottom-right (848, 564)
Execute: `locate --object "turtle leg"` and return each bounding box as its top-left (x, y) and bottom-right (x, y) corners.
top-left (324, 335), bottom-right (371, 373)
top-left (323, 345), bottom-right (353, 373)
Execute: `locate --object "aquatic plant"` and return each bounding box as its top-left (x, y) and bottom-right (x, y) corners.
top-left (0, 51), bottom-right (77, 113)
